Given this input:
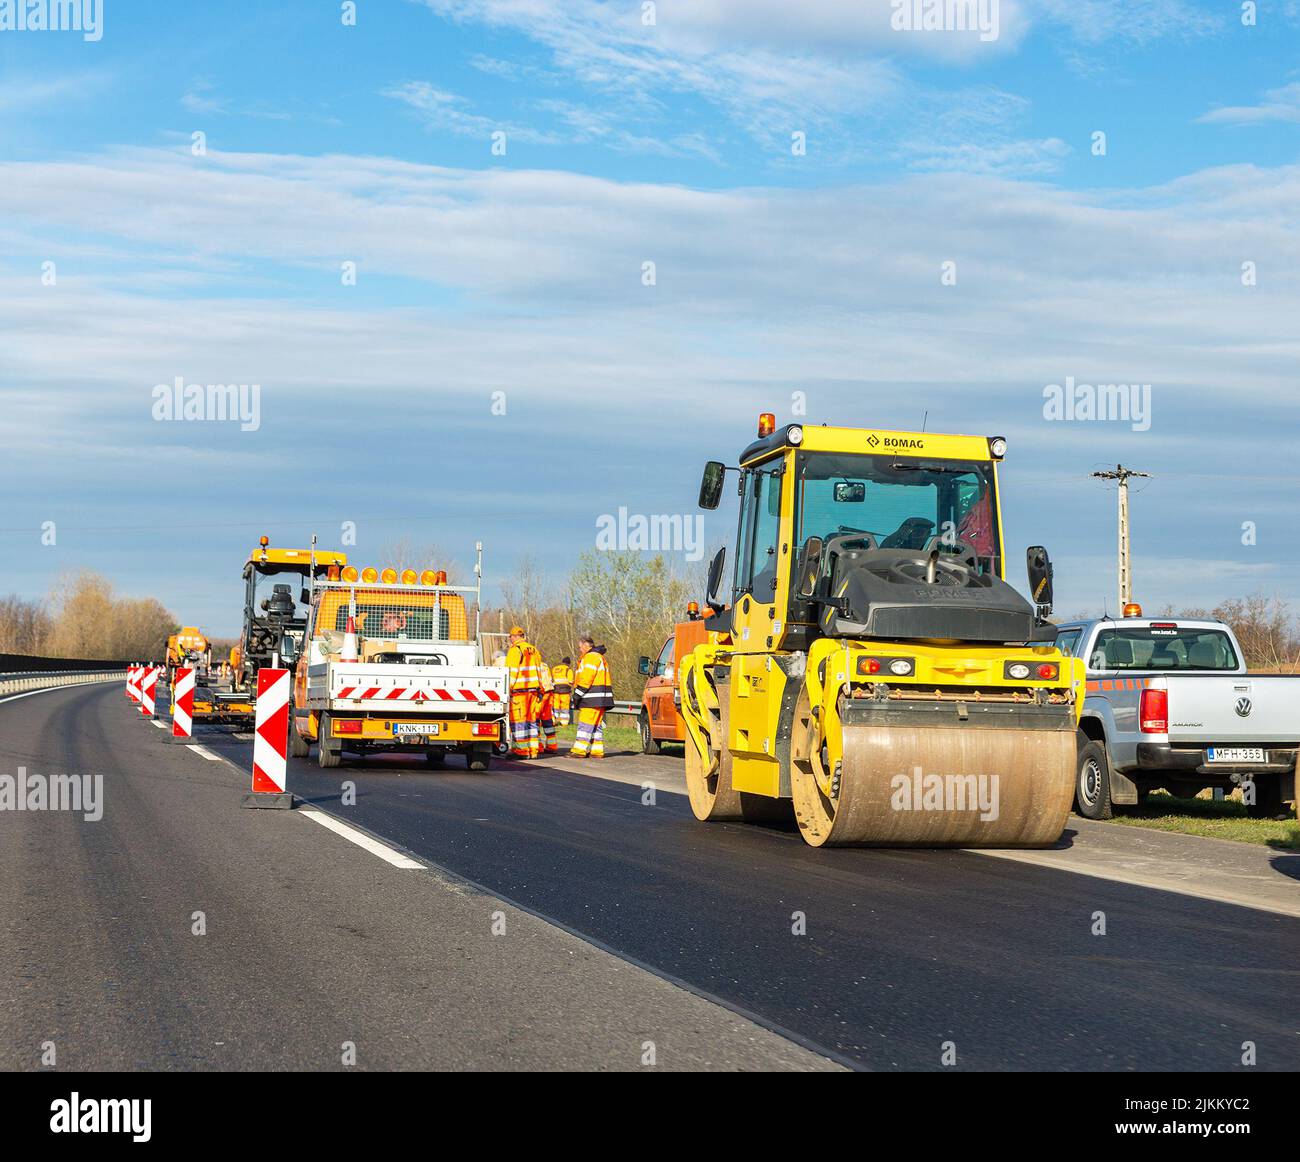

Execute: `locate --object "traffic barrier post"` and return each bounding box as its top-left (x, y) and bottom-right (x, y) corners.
top-left (139, 666), bottom-right (158, 718)
top-left (242, 667), bottom-right (292, 809)
top-left (172, 666), bottom-right (194, 739)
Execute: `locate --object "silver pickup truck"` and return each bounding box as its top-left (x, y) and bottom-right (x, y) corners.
top-left (1052, 613), bottom-right (1298, 819)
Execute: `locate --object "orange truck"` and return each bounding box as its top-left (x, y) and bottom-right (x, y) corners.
top-left (636, 603), bottom-right (718, 754)
top-left (166, 626), bottom-right (211, 685)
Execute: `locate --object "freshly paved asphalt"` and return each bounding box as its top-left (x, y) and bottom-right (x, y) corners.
top-left (195, 698), bottom-right (1300, 1071)
top-left (0, 683), bottom-right (836, 1071)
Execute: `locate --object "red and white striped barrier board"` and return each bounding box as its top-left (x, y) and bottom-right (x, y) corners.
top-left (139, 666), bottom-right (158, 717)
top-left (243, 668), bottom-right (292, 809)
top-left (126, 664), bottom-right (140, 702)
top-left (172, 666), bottom-right (195, 738)
top-left (335, 685), bottom-right (502, 703)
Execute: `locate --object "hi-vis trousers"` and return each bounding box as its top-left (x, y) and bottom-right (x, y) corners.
top-left (510, 691), bottom-right (541, 758)
top-left (539, 691), bottom-right (558, 753)
top-left (571, 707), bottom-right (606, 758)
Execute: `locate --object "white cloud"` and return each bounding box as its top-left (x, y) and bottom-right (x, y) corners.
top-left (4, 146), bottom-right (1299, 617)
top-left (1199, 82), bottom-right (1300, 125)
top-left (1, 147), bottom-right (1298, 411)
top-left (418, 0), bottom-right (906, 145)
top-left (1033, 0), bottom-right (1219, 46)
top-left (384, 80), bottom-right (562, 143)
top-left (0, 71), bottom-right (111, 114)
top-left (904, 136), bottom-right (1070, 175)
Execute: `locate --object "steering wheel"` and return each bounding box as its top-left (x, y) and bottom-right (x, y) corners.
top-left (832, 526), bottom-right (880, 550)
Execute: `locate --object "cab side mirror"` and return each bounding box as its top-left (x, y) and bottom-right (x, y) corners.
top-left (1026, 546), bottom-right (1054, 613)
top-left (638, 656), bottom-right (651, 676)
top-left (794, 536), bottom-right (825, 600)
top-left (698, 461), bottom-right (726, 510)
top-left (300, 588), bottom-right (311, 605)
top-left (706, 546), bottom-right (727, 608)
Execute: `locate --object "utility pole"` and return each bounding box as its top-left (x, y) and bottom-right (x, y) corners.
top-left (1092, 465), bottom-right (1150, 608)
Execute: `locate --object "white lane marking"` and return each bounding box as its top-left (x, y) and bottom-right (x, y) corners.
top-left (970, 848), bottom-right (1300, 920)
top-left (299, 807), bottom-right (425, 869)
top-left (151, 720), bottom-right (167, 729)
top-left (185, 744), bottom-right (223, 762)
top-left (0, 680), bottom-right (119, 706)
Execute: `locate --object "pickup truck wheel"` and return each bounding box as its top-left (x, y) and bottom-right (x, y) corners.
top-left (317, 714), bottom-right (342, 769)
top-left (1075, 740), bottom-right (1113, 820)
top-left (1245, 775), bottom-right (1285, 819)
top-left (467, 747), bottom-right (491, 773)
top-left (288, 721), bottom-right (310, 758)
top-left (639, 711), bottom-right (662, 756)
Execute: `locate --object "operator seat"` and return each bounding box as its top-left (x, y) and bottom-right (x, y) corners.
top-left (880, 517), bottom-right (936, 551)
top-left (265, 584), bottom-right (296, 618)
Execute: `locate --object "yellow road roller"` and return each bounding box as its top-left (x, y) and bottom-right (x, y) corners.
top-left (679, 415), bottom-right (1084, 848)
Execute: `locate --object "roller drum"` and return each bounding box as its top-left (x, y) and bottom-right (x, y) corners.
top-left (793, 722), bottom-right (1075, 848)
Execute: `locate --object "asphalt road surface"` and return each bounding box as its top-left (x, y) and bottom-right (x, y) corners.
top-left (4, 682), bottom-right (1298, 1071)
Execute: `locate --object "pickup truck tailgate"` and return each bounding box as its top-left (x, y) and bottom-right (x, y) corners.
top-left (1163, 675), bottom-right (1300, 745)
top-left (325, 663), bottom-right (506, 712)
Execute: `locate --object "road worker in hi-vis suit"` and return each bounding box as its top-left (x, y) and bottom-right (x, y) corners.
top-left (570, 635), bottom-right (613, 759)
top-left (505, 626), bottom-right (542, 758)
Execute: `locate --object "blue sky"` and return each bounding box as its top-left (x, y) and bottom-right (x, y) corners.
top-left (1, 0), bottom-right (1298, 635)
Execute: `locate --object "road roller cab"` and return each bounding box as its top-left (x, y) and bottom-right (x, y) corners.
top-left (678, 415), bottom-right (1086, 848)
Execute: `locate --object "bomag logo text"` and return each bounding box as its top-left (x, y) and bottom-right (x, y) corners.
top-left (877, 437), bottom-right (924, 450)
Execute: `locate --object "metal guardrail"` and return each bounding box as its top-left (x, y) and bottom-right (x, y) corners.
top-left (0, 670), bottom-right (126, 697)
top-left (609, 700), bottom-right (641, 716)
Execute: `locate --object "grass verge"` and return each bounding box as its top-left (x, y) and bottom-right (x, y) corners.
top-left (1108, 792), bottom-right (1300, 850)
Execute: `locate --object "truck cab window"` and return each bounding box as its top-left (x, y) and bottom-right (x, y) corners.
top-left (656, 636), bottom-right (675, 676)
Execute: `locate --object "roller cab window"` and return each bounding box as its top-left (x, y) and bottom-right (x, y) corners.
top-left (794, 453), bottom-right (1001, 577)
top-left (734, 463), bottom-right (784, 603)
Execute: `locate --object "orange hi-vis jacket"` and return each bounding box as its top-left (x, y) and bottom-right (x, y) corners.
top-left (506, 641), bottom-right (542, 693)
top-left (573, 648), bottom-right (614, 710)
top-left (551, 663), bottom-right (573, 694)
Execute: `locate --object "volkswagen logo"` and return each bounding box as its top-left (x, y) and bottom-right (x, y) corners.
top-left (1235, 697), bottom-right (1252, 718)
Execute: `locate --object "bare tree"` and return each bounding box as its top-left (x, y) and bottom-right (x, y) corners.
top-left (374, 536), bottom-right (461, 582)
